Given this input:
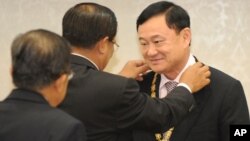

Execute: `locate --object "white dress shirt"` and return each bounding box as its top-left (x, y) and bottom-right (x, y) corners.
top-left (159, 54), bottom-right (195, 98)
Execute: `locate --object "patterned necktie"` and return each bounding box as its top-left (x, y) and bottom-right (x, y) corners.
top-left (165, 81), bottom-right (178, 94)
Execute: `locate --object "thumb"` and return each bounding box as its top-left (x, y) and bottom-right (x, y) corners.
top-left (136, 64), bottom-right (150, 74)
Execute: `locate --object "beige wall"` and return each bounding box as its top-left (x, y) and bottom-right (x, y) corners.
top-left (1, 0), bottom-right (249, 109)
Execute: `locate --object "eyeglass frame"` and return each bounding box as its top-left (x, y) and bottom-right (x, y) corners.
top-left (111, 40), bottom-right (120, 50)
top-left (67, 71), bottom-right (74, 80)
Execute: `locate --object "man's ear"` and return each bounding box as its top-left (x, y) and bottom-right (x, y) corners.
top-left (43, 74), bottom-right (68, 107)
top-left (97, 36), bottom-right (110, 54)
top-left (181, 27), bottom-right (191, 47)
top-left (10, 66), bottom-right (13, 77)
top-left (54, 74), bottom-right (68, 95)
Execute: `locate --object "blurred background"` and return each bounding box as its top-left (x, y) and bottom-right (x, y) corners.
top-left (1, 0), bottom-right (249, 109)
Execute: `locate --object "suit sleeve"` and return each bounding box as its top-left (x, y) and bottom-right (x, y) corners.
top-left (116, 78), bottom-right (195, 132)
top-left (219, 80), bottom-right (250, 141)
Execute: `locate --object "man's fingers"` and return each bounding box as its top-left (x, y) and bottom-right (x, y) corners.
top-left (137, 64), bottom-right (150, 73)
top-left (134, 60), bottom-right (146, 67)
top-left (195, 62), bottom-right (203, 67)
top-left (205, 70), bottom-right (211, 77)
top-left (200, 65), bottom-right (210, 79)
top-left (200, 65), bottom-right (209, 72)
top-left (200, 65), bottom-right (211, 86)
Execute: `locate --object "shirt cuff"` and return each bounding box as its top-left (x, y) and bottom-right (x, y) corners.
top-left (178, 83), bottom-right (192, 93)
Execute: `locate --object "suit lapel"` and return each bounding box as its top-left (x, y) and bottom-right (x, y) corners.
top-left (169, 56), bottom-right (213, 140)
top-left (170, 83), bottom-right (212, 141)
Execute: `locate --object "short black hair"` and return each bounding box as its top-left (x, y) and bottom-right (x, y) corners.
top-left (63, 2), bottom-right (117, 48)
top-left (11, 29), bottom-right (71, 90)
top-left (136, 1), bottom-right (190, 33)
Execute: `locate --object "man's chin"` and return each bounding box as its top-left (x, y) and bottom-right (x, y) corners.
top-left (150, 66), bottom-right (165, 74)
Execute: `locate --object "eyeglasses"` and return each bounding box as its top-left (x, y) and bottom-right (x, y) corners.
top-left (111, 41), bottom-right (120, 50)
top-left (67, 71), bottom-right (74, 80)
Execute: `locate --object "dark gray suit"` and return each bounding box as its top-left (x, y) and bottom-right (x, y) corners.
top-left (0, 89), bottom-right (86, 141)
top-left (59, 55), bottom-right (195, 141)
top-left (133, 67), bottom-right (250, 141)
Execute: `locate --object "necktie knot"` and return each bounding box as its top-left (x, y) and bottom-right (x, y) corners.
top-left (165, 81), bottom-right (178, 93)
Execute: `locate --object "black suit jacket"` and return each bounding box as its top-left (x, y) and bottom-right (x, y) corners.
top-left (0, 89), bottom-right (87, 141)
top-left (59, 55), bottom-right (196, 141)
top-left (133, 67), bottom-right (250, 141)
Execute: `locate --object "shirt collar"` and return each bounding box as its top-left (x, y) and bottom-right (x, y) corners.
top-left (71, 53), bottom-right (100, 70)
top-left (160, 53), bottom-right (196, 88)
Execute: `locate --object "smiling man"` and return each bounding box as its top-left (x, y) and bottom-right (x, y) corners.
top-left (133, 1), bottom-right (250, 141)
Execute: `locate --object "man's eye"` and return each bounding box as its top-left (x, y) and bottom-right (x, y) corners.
top-left (154, 40), bottom-right (162, 44)
top-left (140, 42), bottom-right (148, 46)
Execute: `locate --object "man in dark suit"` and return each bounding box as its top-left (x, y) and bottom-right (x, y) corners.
top-left (59, 2), bottom-right (211, 141)
top-left (0, 29), bottom-right (86, 141)
top-left (134, 1), bottom-right (250, 141)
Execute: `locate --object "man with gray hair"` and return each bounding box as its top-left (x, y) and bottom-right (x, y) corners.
top-left (0, 29), bottom-right (87, 141)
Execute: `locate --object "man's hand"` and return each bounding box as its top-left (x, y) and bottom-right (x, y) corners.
top-left (180, 62), bottom-right (211, 93)
top-left (118, 60), bottom-right (150, 80)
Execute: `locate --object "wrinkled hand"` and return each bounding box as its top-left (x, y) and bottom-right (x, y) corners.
top-left (180, 62), bottom-right (211, 93)
top-left (118, 60), bottom-right (150, 81)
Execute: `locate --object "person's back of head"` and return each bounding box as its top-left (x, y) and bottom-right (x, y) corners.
top-left (63, 2), bottom-right (117, 48)
top-left (136, 1), bottom-right (190, 34)
top-left (11, 29), bottom-right (72, 106)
